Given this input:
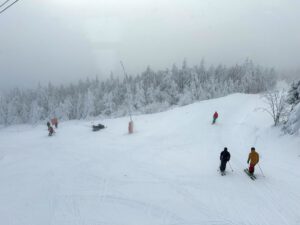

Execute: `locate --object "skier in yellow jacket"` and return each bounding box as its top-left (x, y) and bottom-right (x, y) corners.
top-left (247, 147), bottom-right (259, 174)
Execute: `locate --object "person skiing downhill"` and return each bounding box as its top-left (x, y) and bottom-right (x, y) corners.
top-left (212, 111), bottom-right (218, 124)
top-left (247, 147), bottom-right (259, 174)
top-left (220, 147), bottom-right (230, 175)
top-left (51, 118), bottom-right (58, 129)
top-left (48, 126), bottom-right (54, 136)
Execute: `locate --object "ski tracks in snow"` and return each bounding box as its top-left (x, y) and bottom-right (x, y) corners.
top-left (1, 94), bottom-right (300, 225)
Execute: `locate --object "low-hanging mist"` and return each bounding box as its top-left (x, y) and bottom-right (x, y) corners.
top-left (0, 60), bottom-right (277, 125)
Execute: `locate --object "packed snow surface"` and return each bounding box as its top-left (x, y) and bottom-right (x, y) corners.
top-left (0, 94), bottom-right (299, 225)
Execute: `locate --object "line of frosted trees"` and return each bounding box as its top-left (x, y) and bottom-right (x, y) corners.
top-left (283, 80), bottom-right (300, 134)
top-left (0, 59), bottom-right (276, 125)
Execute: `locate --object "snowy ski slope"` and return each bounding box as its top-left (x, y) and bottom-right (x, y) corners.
top-left (0, 93), bottom-right (299, 225)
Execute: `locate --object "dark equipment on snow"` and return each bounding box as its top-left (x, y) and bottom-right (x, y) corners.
top-left (92, 124), bottom-right (105, 132)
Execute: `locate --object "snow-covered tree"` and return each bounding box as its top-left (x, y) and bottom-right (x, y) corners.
top-left (0, 59), bottom-right (277, 125)
top-left (283, 80), bottom-right (300, 134)
top-left (286, 80), bottom-right (300, 107)
top-left (283, 104), bottom-right (300, 135)
top-left (262, 91), bottom-right (289, 126)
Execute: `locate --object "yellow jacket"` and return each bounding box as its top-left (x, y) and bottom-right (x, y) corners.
top-left (248, 151), bottom-right (259, 165)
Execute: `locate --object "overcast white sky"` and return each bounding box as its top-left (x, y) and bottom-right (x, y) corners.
top-left (0, 0), bottom-right (299, 90)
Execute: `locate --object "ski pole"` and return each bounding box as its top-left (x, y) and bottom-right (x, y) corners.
top-left (228, 162), bottom-right (234, 172)
top-left (217, 161), bottom-right (221, 171)
top-left (258, 163), bottom-right (265, 177)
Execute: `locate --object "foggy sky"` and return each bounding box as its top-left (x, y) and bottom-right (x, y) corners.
top-left (0, 0), bottom-right (299, 90)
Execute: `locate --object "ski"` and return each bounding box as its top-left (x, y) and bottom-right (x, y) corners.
top-left (244, 169), bottom-right (256, 180)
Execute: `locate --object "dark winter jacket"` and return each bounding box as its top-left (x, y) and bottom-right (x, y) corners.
top-left (220, 150), bottom-right (230, 162)
top-left (48, 126), bottom-right (54, 135)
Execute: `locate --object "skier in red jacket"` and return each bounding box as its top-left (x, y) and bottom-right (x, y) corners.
top-left (212, 111), bottom-right (218, 124)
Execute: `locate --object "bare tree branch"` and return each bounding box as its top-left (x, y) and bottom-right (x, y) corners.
top-left (261, 90), bottom-right (289, 126)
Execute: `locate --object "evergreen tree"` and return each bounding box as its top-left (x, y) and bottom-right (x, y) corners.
top-left (287, 80), bottom-right (300, 106)
top-left (0, 60), bottom-right (277, 125)
top-left (283, 80), bottom-right (300, 134)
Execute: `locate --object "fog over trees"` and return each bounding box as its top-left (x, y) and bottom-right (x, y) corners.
top-left (0, 59), bottom-right (277, 125)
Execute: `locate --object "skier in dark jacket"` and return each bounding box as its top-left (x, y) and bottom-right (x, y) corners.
top-left (220, 147), bottom-right (230, 173)
top-left (48, 126), bottom-right (54, 136)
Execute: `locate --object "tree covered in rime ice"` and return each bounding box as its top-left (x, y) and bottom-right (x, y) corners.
top-left (262, 91), bottom-right (289, 126)
top-left (283, 80), bottom-right (300, 135)
top-left (0, 60), bottom-right (277, 125)
top-left (286, 80), bottom-right (300, 107)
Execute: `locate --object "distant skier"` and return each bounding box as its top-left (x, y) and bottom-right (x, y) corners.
top-left (212, 111), bottom-right (218, 124)
top-left (220, 147), bottom-right (231, 175)
top-left (51, 118), bottom-right (58, 129)
top-left (47, 121), bottom-right (50, 128)
top-left (247, 147), bottom-right (259, 174)
top-left (48, 126), bottom-right (55, 136)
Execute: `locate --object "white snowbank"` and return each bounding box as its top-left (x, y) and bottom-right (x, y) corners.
top-left (0, 93), bottom-right (299, 225)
